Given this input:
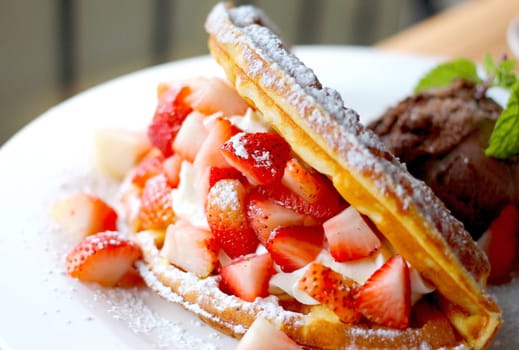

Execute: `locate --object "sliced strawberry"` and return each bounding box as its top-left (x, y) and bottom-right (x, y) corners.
top-left (161, 220), bottom-right (219, 277)
top-left (323, 206), bottom-right (381, 262)
top-left (220, 253), bottom-right (275, 302)
top-left (184, 76), bottom-right (249, 116)
top-left (135, 173), bottom-right (174, 230)
top-left (220, 132), bottom-right (291, 186)
top-left (246, 192), bottom-right (317, 244)
top-left (354, 255), bottom-right (411, 329)
top-left (172, 111), bottom-right (208, 163)
top-left (148, 84), bottom-right (192, 157)
top-left (162, 154), bottom-right (183, 188)
top-left (236, 318), bottom-right (302, 350)
top-left (131, 153), bottom-right (165, 188)
top-left (297, 262), bottom-right (360, 323)
top-left (266, 226), bottom-right (324, 272)
top-left (206, 179), bottom-right (259, 258)
top-left (51, 193), bottom-right (118, 239)
top-left (65, 231), bottom-right (142, 287)
top-left (478, 204), bottom-right (518, 284)
top-left (257, 180), bottom-right (346, 221)
top-left (282, 158), bottom-right (322, 203)
top-left (208, 166), bottom-right (244, 188)
top-left (194, 117), bottom-right (240, 170)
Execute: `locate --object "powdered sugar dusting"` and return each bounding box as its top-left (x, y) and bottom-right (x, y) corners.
top-left (205, 2), bottom-right (489, 287)
top-left (229, 132), bottom-right (249, 158)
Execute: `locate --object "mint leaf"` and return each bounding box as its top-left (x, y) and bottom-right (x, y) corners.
top-left (485, 82), bottom-right (519, 159)
top-left (483, 53), bottom-right (517, 89)
top-left (414, 59), bottom-right (481, 93)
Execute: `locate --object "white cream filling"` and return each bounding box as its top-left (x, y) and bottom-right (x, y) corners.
top-left (171, 161), bottom-right (209, 230)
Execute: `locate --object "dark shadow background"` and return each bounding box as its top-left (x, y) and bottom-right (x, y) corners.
top-left (0, 0), bottom-right (462, 145)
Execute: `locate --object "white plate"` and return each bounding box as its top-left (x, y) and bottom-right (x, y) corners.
top-left (0, 46), bottom-right (517, 349)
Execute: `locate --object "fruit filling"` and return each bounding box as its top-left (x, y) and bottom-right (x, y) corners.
top-left (116, 76), bottom-right (437, 330)
top-left (54, 76), bottom-right (441, 332)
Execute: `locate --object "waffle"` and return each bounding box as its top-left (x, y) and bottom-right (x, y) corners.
top-left (134, 3), bottom-right (502, 349)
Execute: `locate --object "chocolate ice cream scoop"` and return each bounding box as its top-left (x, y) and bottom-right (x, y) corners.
top-left (369, 80), bottom-right (519, 239)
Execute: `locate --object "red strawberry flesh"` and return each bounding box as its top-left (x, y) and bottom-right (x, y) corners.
top-left (354, 255), bottom-right (411, 329)
top-left (220, 253), bottom-right (275, 302)
top-left (266, 226), bottom-right (324, 272)
top-left (66, 231), bottom-right (142, 287)
top-left (297, 262), bottom-right (360, 323)
top-left (206, 179), bottom-right (259, 258)
top-left (220, 132), bottom-right (291, 186)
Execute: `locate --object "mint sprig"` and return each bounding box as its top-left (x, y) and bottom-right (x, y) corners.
top-left (413, 55), bottom-right (519, 159)
top-left (414, 59), bottom-right (481, 93)
top-left (483, 54), bottom-right (517, 89)
top-left (485, 82), bottom-right (519, 159)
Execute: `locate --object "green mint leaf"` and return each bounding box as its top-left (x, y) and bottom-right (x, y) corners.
top-left (483, 53), bottom-right (517, 89)
top-left (485, 82), bottom-right (519, 159)
top-left (414, 58), bottom-right (481, 93)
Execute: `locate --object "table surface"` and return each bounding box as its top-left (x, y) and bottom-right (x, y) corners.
top-left (376, 0), bottom-right (519, 62)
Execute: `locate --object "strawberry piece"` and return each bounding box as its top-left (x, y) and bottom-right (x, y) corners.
top-left (297, 262), bottom-right (360, 323)
top-left (220, 253), bottom-right (275, 302)
top-left (478, 204), bottom-right (519, 284)
top-left (208, 166), bottom-right (244, 188)
top-left (323, 206), bottom-right (381, 262)
top-left (236, 318), bottom-right (302, 350)
top-left (194, 117), bottom-right (240, 170)
top-left (162, 154), bottom-right (183, 188)
top-left (135, 173), bottom-right (174, 230)
top-left (65, 231), bottom-right (142, 287)
top-left (161, 220), bottom-right (218, 277)
top-left (257, 178), bottom-right (346, 221)
top-left (51, 193), bottom-right (118, 239)
top-left (246, 192), bottom-right (317, 244)
top-left (354, 255), bottom-right (411, 329)
top-left (172, 111), bottom-right (208, 162)
top-left (220, 132), bottom-right (291, 186)
top-left (206, 179), bottom-right (259, 258)
top-left (148, 84), bottom-right (192, 157)
top-left (282, 158), bottom-right (324, 203)
top-left (266, 226), bottom-right (324, 272)
top-left (184, 76), bottom-right (249, 116)
top-left (131, 153), bottom-right (165, 188)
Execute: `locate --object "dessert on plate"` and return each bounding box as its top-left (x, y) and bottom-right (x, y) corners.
top-left (52, 3), bottom-right (503, 349)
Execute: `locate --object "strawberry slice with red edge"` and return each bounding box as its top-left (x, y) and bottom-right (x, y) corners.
top-left (323, 206), bottom-right (382, 262)
top-left (206, 179), bottom-right (259, 258)
top-left (51, 192), bottom-right (118, 238)
top-left (161, 220), bottom-right (219, 278)
top-left (66, 231), bottom-right (142, 287)
top-left (257, 163), bottom-right (346, 221)
top-left (131, 153), bottom-right (165, 188)
top-left (220, 132), bottom-right (291, 186)
top-left (208, 166), bottom-right (245, 188)
top-left (220, 253), bottom-right (275, 302)
top-left (297, 262), bottom-right (361, 323)
top-left (478, 204), bottom-right (519, 284)
top-left (266, 226), bottom-right (324, 272)
top-left (148, 84), bottom-right (193, 157)
top-left (246, 192), bottom-right (318, 245)
top-left (354, 255), bottom-right (411, 329)
top-left (135, 173), bottom-right (174, 230)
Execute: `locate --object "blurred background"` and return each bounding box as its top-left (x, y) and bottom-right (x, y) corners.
top-left (1, 0), bottom-right (464, 146)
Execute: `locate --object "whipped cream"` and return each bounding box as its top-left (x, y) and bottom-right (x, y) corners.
top-left (171, 161), bottom-right (209, 230)
top-left (229, 108), bottom-right (271, 133)
top-left (269, 245), bottom-right (435, 305)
